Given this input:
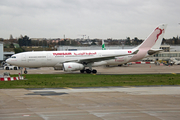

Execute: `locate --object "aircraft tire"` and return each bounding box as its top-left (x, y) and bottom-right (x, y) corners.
top-left (86, 69), bottom-right (91, 74)
top-left (24, 71), bottom-right (28, 74)
top-left (92, 69), bottom-right (97, 74)
top-left (5, 67), bottom-right (9, 70)
top-left (80, 70), bottom-right (85, 73)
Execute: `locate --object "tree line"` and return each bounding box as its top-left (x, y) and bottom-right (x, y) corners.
top-left (2, 35), bottom-right (180, 48)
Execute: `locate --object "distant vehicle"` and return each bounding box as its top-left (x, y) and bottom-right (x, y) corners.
top-left (4, 63), bottom-right (19, 70)
top-left (170, 58), bottom-right (180, 65)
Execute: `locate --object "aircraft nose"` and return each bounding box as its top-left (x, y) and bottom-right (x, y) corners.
top-left (6, 58), bottom-right (11, 64)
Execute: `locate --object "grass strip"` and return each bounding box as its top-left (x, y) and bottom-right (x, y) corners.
top-left (0, 74), bottom-right (180, 89)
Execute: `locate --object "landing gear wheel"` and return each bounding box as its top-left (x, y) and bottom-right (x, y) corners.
top-left (24, 70), bottom-right (27, 74)
top-left (80, 70), bottom-right (85, 73)
top-left (86, 69), bottom-right (91, 74)
top-left (6, 67), bottom-right (9, 70)
top-left (92, 69), bottom-right (97, 74)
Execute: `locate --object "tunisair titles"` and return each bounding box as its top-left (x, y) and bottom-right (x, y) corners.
top-left (53, 52), bottom-right (97, 57)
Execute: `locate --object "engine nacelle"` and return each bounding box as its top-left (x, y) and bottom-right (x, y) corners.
top-left (63, 62), bottom-right (84, 71)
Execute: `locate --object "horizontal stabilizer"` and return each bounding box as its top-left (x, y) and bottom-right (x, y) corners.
top-left (148, 49), bottom-right (163, 55)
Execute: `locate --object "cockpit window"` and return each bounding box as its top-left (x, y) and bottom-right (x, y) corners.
top-left (11, 56), bottom-right (16, 58)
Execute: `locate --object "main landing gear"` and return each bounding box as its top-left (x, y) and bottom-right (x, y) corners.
top-left (80, 69), bottom-right (97, 74)
top-left (80, 63), bottom-right (97, 74)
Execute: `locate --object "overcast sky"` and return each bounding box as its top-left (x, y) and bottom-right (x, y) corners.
top-left (0, 0), bottom-right (180, 39)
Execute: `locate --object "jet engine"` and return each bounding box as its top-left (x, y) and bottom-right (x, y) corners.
top-left (63, 62), bottom-right (84, 71)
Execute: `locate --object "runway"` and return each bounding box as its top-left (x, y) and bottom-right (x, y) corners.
top-left (1, 86), bottom-right (180, 120)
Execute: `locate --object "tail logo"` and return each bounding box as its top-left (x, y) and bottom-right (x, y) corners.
top-left (154, 27), bottom-right (165, 42)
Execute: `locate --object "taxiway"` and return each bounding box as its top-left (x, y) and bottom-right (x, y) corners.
top-left (1, 64), bottom-right (180, 75)
top-left (0, 86), bottom-right (180, 120)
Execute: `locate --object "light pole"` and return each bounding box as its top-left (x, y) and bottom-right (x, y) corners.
top-left (178, 23), bottom-right (180, 40)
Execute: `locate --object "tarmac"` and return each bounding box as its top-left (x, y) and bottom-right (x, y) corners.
top-left (0, 64), bottom-right (180, 75)
top-left (0, 64), bottom-right (180, 120)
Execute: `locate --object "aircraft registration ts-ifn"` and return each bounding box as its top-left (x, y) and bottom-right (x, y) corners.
top-left (6, 24), bottom-right (167, 74)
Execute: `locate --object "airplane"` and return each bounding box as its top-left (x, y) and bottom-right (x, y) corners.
top-left (102, 24), bottom-right (167, 66)
top-left (6, 24), bottom-right (167, 74)
top-left (6, 47), bottom-right (138, 74)
top-left (169, 58), bottom-right (180, 65)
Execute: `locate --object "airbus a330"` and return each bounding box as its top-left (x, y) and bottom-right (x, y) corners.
top-left (6, 24), bottom-right (167, 74)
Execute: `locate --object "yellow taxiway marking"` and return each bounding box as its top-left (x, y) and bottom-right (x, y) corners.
top-left (122, 86), bottom-right (136, 88)
top-left (63, 87), bottom-right (72, 89)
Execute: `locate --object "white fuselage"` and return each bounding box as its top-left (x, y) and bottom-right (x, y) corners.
top-left (6, 49), bottom-right (138, 68)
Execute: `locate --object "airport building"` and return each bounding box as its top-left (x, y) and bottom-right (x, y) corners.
top-left (0, 43), bottom-right (14, 64)
top-left (142, 45), bottom-right (180, 62)
top-left (0, 43), bottom-right (3, 61)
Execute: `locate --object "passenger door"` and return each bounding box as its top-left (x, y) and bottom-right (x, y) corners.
top-left (21, 54), bottom-right (26, 61)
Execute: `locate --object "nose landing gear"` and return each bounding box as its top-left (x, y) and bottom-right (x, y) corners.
top-left (24, 68), bottom-right (28, 74)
